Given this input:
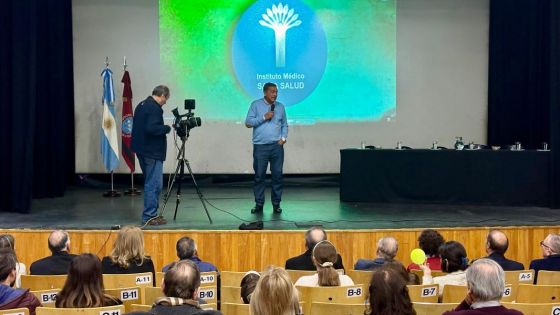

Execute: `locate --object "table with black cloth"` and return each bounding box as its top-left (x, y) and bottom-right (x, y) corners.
top-left (340, 149), bottom-right (550, 206)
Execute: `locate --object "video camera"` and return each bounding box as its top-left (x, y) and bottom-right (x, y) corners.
top-left (172, 99), bottom-right (202, 138)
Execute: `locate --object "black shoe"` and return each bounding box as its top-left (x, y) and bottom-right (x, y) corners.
top-left (146, 216), bottom-right (167, 226)
top-left (251, 205), bottom-right (263, 213)
top-left (273, 204), bottom-right (282, 214)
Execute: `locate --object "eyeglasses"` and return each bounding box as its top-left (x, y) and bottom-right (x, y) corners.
top-left (540, 241), bottom-right (553, 251)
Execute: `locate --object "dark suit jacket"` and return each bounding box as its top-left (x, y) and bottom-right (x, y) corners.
top-left (443, 300), bottom-right (523, 315)
top-left (529, 254), bottom-right (560, 283)
top-left (29, 252), bottom-right (77, 275)
top-left (285, 249), bottom-right (345, 271)
top-left (486, 253), bottom-right (525, 271)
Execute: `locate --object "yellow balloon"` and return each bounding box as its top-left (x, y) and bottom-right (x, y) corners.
top-left (410, 248), bottom-right (426, 265)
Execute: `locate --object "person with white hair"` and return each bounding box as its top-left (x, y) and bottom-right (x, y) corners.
top-left (443, 258), bottom-right (522, 315)
top-left (354, 236), bottom-right (398, 270)
top-left (530, 233), bottom-right (560, 283)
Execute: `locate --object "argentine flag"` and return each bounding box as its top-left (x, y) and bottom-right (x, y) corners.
top-left (100, 68), bottom-right (120, 172)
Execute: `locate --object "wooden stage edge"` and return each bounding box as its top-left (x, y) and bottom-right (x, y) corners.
top-left (2, 226), bottom-right (559, 272)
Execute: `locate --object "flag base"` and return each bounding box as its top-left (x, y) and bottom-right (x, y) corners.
top-left (124, 188), bottom-right (141, 196)
top-left (103, 190), bottom-right (121, 197)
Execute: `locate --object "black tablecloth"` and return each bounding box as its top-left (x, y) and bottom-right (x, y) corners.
top-left (340, 149), bottom-right (550, 206)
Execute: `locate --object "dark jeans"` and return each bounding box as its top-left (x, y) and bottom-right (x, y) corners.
top-left (138, 155), bottom-right (163, 223)
top-left (253, 143), bottom-right (284, 206)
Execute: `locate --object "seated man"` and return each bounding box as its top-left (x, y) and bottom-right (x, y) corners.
top-left (152, 260), bottom-right (221, 314)
top-left (354, 236), bottom-right (398, 270)
top-left (162, 237), bottom-right (218, 273)
top-left (0, 249), bottom-right (41, 314)
top-left (285, 226), bottom-right (345, 271)
top-left (444, 259), bottom-right (522, 315)
top-left (530, 233), bottom-right (560, 282)
top-left (484, 230), bottom-right (524, 271)
top-left (30, 230), bottom-right (76, 275)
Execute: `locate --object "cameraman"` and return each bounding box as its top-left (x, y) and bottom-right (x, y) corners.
top-left (132, 85), bottom-right (172, 226)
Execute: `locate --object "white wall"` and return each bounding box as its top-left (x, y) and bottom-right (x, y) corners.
top-left (72, 0), bottom-right (489, 174)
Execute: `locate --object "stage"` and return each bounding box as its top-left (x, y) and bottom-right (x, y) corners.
top-left (2, 176), bottom-right (558, 230)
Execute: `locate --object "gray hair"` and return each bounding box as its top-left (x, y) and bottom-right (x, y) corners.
top-left (466, 258), bottom-right (505, 302)
top-left (546, 234), bottom-right (560, 254)
top-left (152, 85), bottom-right (170, 98)
top-left (377, 237), bottom-right (398, 260)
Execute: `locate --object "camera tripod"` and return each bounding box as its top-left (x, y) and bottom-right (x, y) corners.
top-left (159, 132), bottom-right (212, 224)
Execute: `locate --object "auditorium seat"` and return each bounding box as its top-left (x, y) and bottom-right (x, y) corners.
top-left (501, 283), bottom-right (517, 302)
top-left (221, 285), bottom-right (242, 304)
top-left (516, 284), bottom-right (560, 303)
top-left (30, 289), bottom-right (60, 306)
top-left (346, 269), bottom-right (373, 286)
top-left (103, 272), bottom-right (153, 289)
top-left (407, 284), bottom-right (439, 303)
top-left (413, 302), bottom-right (458, 315)
top-left (536, 270), bottom-right (560, 285)
top-left (501, 302), bottom-right (560, 315)
top-left (143, 286), bottom-right (217, 305)
top-left (155, 271), bottom-right (164, 286)
top-left (286, 270), bottom-right (316, 283)
top-left (0, 308), bottom-right (29, 315)
top-left (309, 302), bottom-right (366, 315)
top-left (221, 271), bottom-right (247, 287)
top-left (105, 286), bottom-right (142, 312)
top-left (296, 284), bottom-right (367, 315)
top-left (200, 303), bottom-right (218, 311)
top-left (20, 274), bottom-right (66, 291)
top-left (410, 269), bottom-right (447, 279)
top-left (35, 305), bottom-right (125, 314)
top-left (504, 269), bottom-right (535, 285)
top-left (143, 286), bottom-right (163, 305)
top-left (441, 284), bottom-right (468, 303)
top-left (130, 304), bottom-right (151, 312)
top-left (220, 303), bottom-right (250, 315)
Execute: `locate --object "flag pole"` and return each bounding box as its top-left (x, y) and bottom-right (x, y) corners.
top-left (103, 171), bottom-right (121, 197)
top-left (122, 56), bottom-right (141, 196)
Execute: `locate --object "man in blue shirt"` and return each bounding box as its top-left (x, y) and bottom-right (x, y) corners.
top-left (245, 83), bottom-right (288, 214)
top-left (132, 85), bottom-right (172, 225)
top-left (161, 237), bottom-right (218, 273)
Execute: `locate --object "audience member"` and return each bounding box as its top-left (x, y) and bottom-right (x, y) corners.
top-left (151, 260), bottom-right (221, 315)
top-left (0, 234), bottom-right (26, 288)
top-left (385, 261), bottom-right (420, 285)
top-left (530, 233), bottom-right (560, 283)
top-left (101, 226), bottom-right (156, 285)
top-left (162, 237), bottom-right (218, 272)
top-left (56, 253), bottom-right (121, 308)
top-left (0, 249), bottom-right (41, 314)
top-left (421, 241), bottom-right (469, 295)
top-left (250, 267), bottom-right (300, 315)
top-left (294, 241), bottom-right (354, 287)
top-left (240, 271), bottom-right (260, 304)
top-left (484, 230), bottom-right (524, 271)
top-left (354, 236), bottom-right (398, 270)
top-left (443, 259), bottom-right (522, 315)
top-left (407, 229), bottom-right (445, 271)
top-left (285, 226), bottom-right (345, 271)
top-left (365, 266), bottom-right (416, 315)
top-left (30, 230), bottom-right (76, 275)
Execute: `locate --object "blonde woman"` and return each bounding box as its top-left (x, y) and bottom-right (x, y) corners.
top-left (101, 226), bottom-right (155, 285)
top-left (250, 267), bottom-right (300, 315)
top-left (294, 241), bottom-right (354, 287)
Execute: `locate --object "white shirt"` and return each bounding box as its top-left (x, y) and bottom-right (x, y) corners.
top-left (422, 270), bottom-right (467, 296)
top-left (294, 273), bottom-right (355, 287)
top-left (15, 262), bottom-right (26, 288)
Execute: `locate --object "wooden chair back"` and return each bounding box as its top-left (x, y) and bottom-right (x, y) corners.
top-left (296, 285), bottom-right (367, 315)
top-left (309, 302), bottom-right (366, 315)
top-left (20, 275), bottom-right (66, 291)
top-left (221, 271), bottom-right (247, 287)
top-left (30, 289), bottom-right (60, 306)
top-left (346, 270), bottom-right (373, 287)
top-left (105, 286), bottom-right (142, 313)
top-left (221, 286), bottom-right (242, 304)
top-left (502, 302), bottom-right (560, 315)
top-left (103, 272), bottom-right (153, 289)
top-left (220, 303), bottom-right (250, 315)
top-left (537, 271), bottom-right (560, 285)
top-left (407, 284), bottom-right (439, 303)
top-left (36, 305), bottom-right (125, 315)
top-left (0, 308), bottom-right (29, 315)
top-left (505, 269), bottom-right (535, 285)
top-left (441, 285), bottom-right (468, 303)
top-left (516, 284), bottom-right (560, 303)
top-left (413, 302), bottom-right (458, 315)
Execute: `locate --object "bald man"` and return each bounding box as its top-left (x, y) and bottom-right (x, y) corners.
top-left (484, 230), bottom-right (524, 271)
top-left (285, 227), bottom-right (345, 271)
top-left (30, 230), bottom-right (76, 275)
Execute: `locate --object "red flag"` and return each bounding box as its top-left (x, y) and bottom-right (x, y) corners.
top-left (121, 71), bottom-right (135, 172)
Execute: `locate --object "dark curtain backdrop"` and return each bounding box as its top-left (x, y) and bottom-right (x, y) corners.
top-left (489, 0), bottom-right (560, 208)
top-left (0, 0), bottom-right (75, 213)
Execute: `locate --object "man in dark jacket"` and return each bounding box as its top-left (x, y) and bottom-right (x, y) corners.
top-left (484, 230), bottom-right (524, 271)
top-left (151, 260), bottom-right (221, 315)
top-left (530, 233), bottom-right (560, 283)
top-left (132, 85), bottom-right (172, 226)
top-left (30, 230), bottom-right (76, 275)
top-left (285, 227), bottom-right (345, 271)
top-left (354, 236), bottom-right (398, 270)
top-left (0, 249), bottom-right (41, 314)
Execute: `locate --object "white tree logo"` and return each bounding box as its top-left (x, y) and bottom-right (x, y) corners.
top-left (259, 3), bottom-right (302, 67)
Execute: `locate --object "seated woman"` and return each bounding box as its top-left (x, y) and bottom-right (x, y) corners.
top-left (101, 226), bottom-right (155, 285)
top-left (294, 241), bottom-right (354, 287)
top-left (240, 271), bottom-right (260, 304)
top-left (366, 266), bottom-right (416, 315)
top-left (407, 229), bottom-right (445, 271)
top-left (56, 253), bottom-right (121, 308)
top-left (250, 267), bottom-right (300, 315)
top-left (0, 234), bottom-right (26, 288)
top-left (420, 240), bottom-right (469, 296)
